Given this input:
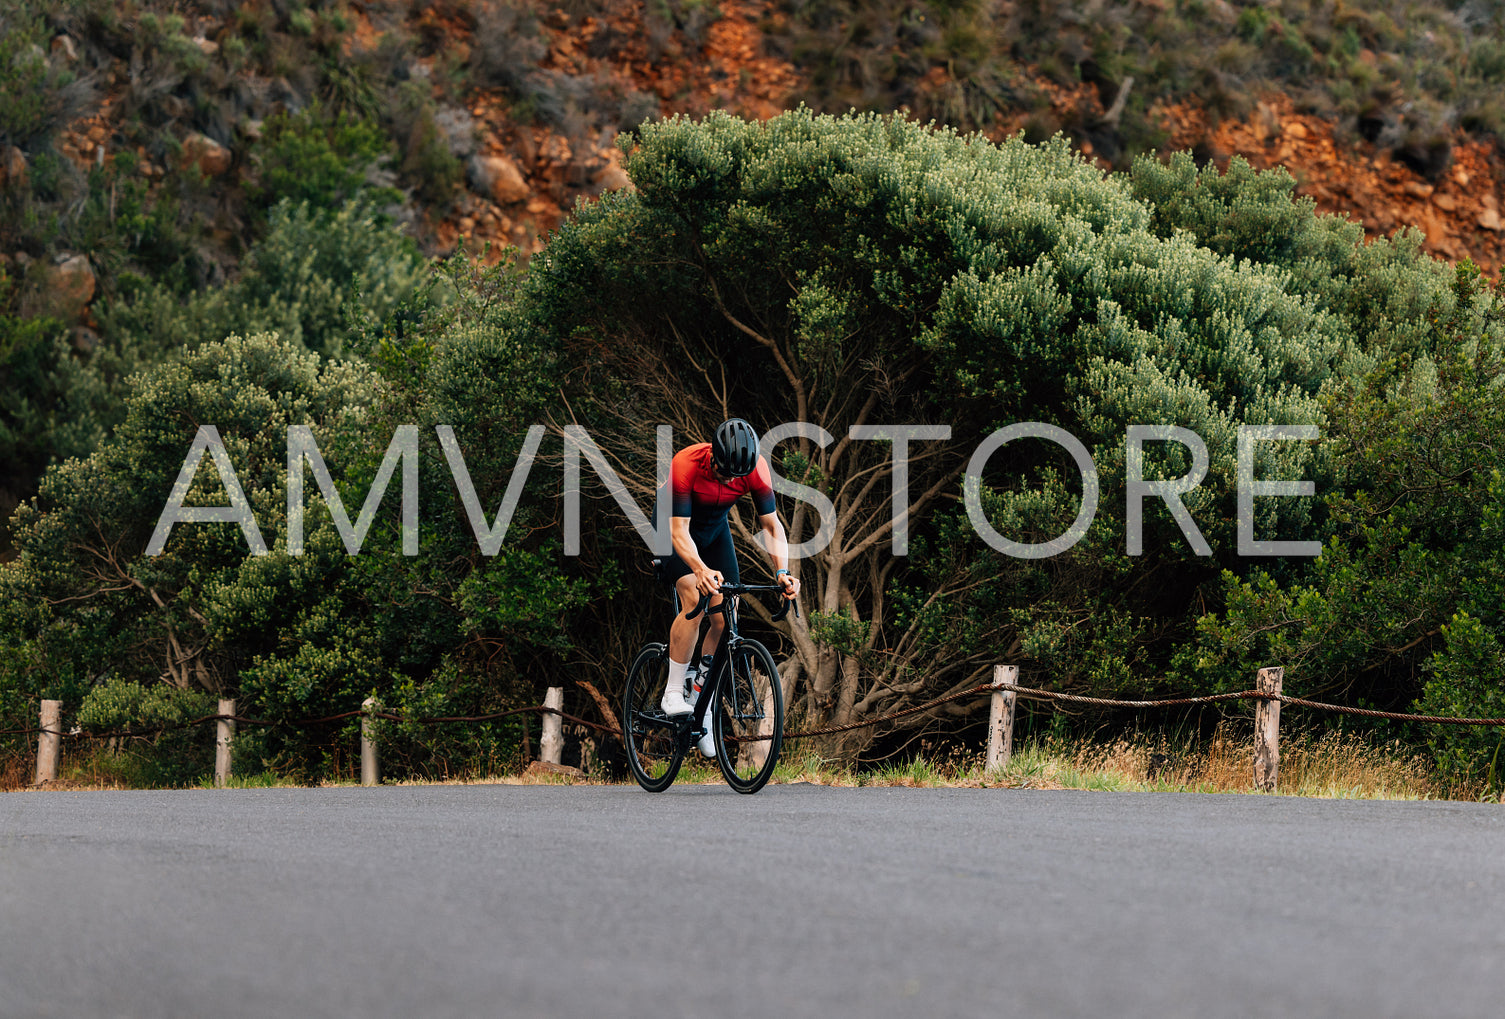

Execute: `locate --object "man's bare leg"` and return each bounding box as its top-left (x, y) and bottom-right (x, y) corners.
top-left (663, 574), bottom-right (724, 714)
top-left (670, 574), bottom-right (724, 662)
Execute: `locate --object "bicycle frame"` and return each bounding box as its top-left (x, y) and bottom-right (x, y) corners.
top-left (683, 585), bottom-right (792, 738)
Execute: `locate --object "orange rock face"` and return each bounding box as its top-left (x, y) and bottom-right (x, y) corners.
top-left (1158, 95), bottom-right (1503, 276)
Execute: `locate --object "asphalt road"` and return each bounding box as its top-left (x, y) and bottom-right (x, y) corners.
top-left (2, 783), bottom-right (1503, 1018)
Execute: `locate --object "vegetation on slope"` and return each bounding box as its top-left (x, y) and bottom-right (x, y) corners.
top-left (774, 0), bottom-right (1505, 167)
top-left (1, 3), bottom-right (1502, 789)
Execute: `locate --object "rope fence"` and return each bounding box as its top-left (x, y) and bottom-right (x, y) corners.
top-left (0, 705), bottom-right (618, 741)
top-left (13, 664), bottom-right (1505, 790)
top-left (11, 698), bottom-right (619, 788)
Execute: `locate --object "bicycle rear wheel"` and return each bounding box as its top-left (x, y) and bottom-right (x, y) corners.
top-left (712, 639), bottom-right (784, 794)
top-left (623, 644), bottom-right (685, 792)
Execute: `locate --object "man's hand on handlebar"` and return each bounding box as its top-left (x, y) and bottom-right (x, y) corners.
top-left (777, 570), bottom-right (800, 600)
top-left (692, 566), bottom-right (723, 596)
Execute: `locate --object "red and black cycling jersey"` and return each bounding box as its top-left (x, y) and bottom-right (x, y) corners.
top-left (669, 443), bottom-right (776, 529)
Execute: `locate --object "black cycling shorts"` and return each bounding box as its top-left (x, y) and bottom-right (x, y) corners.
top-left (659, 522), bottom-right (741, 588)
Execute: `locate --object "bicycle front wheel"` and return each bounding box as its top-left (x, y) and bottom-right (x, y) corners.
top-left (623, 644), bottom-right (685, 792)
top-left (712, 639), bottom-right (785, 794)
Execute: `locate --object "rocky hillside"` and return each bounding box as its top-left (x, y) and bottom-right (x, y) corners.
top-left (6, 1), bottom-right (1502, 277)
top-left (431, 0), bottom-right (1505, 272)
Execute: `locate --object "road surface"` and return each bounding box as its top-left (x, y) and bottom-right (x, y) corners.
top-left (2, 784), bottom-right (1502, 1017)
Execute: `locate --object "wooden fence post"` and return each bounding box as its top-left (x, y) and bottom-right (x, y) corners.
top-left (34, 699), bottom-right (62, 786)
top-left (986, 665), bottom-right (1018, 772)
top-left (540, 687), bottom-right (564, 765)
top-left (215, 699), bottom-right (236, 788)
top-left (1254, 666), bottom-right (1283, 792)
top-left (361, 697), bottom-right (380, 787)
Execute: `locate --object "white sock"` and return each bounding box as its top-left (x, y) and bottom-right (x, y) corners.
top-left (667, 658), bottom-right (689, 695)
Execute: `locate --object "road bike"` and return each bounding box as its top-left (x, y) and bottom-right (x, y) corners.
top-left (623, 578), bottom-right (796, 794)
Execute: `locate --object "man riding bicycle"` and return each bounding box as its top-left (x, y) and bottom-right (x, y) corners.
top-left (658, 418), bottom-right (800, 756)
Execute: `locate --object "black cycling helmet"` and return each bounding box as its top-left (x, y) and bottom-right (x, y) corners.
top-left (710, 418), bottom-right (759, 478)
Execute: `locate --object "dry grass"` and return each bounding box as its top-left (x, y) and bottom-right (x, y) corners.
top-left (765, 725), bottom-right (1485, 800)
top-left (0, 747), bottom-right (184, 793)
top-left (1, 755), bottom-right (32, 792)
top-left (997, 724), bottom-right (1484, 801)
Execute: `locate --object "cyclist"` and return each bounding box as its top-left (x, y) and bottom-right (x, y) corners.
top-left (658, 418), bottom-right (799, 756)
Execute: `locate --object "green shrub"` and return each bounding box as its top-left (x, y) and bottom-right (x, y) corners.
top-left (0, 2), bottom-right (96, 149)
top-left (103, 197), bottom-right (427, 361)
top-left (235, 200), bottom-right (428, 357)
top-left (1, 331), bottom-right (378, 719)
top-left (1418, 603), bottom-right (1505, 786)
top-left (3, 195), bottom-right (424, 565)
top-left (71, 674), bottom-right (218, 786)
top-left (77, 675), bottom-right (215, 733)
top-left (390, 81), bottom-right (464, 206)
top-left (1470, 38), bottom-right (1505, 84)
top-left (1414, 409), bottom-right (1505, 783)
top-left (251, 104), bottom-right (395, 211)
top-left (469, 0), bottom-right (549, 96)
top-left (133, 10), bottom-right (210, 78)
top-left (61, 195), bottom-right (358, 442)
top-left (56, 155), bottom-right (208, 290)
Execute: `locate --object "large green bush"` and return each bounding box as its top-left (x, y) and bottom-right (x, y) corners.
top-left (1184, 264), bottom-right (1505, 782)
top-left (0, 199), bottom-right (423, 541)
top-left (1, 248), bottom-right (601, 782)
top-left (0, 332), bottom-right (375, 772)
top-left (515, 109), bottom-right (1403, 755)
top-left (1128, 151), bottom-right (1466, 358)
